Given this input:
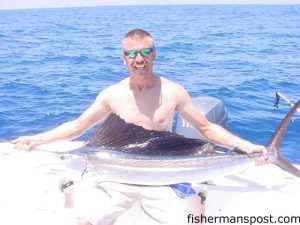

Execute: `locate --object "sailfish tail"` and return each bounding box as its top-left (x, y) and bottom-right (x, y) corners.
top-left (267, 99), bottom-right (300, 177)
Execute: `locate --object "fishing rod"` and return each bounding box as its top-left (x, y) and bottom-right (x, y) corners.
top-left (274, 92), bottom-right (300, 115)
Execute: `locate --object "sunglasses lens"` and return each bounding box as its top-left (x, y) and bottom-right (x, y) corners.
top-left (140, 48), bottom-right (152, 56)
top-left (126, 50), bottom-right (137, 58)
top-left (125, 48), bottom-right (152, 58)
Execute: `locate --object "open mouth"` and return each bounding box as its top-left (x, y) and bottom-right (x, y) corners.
top-left (134, 64), bottom-right (146, 70)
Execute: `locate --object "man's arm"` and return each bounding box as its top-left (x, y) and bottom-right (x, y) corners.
top-left (12, 90), bottom-right (112, 151)
top-left (175, 84), bottom-right (266, 155)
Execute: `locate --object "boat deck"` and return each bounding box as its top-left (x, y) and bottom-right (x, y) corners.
top-left (1, 141), bottom-right (299, 225)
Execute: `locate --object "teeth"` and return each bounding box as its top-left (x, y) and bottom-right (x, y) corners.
top-left (135, 65), bottom-right (145, 69)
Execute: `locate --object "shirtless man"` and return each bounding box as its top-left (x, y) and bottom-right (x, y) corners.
top-left (13, 29), bottom-right (266, 154)
top-left (12, 29), bottom-right (266, 225)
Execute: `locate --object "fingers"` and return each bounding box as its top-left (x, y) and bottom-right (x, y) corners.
top-left (11, 136), bottom-right (35, 152)
top-left (254, 145), bottom-right (268, 166)
top-left (245, 144), bottom-right (268, 166)
top-left (14, 142), bottom-right (33, 152)
top-left (10, 137), bottom-right (21, 144)
top-left (262, 146), bottom-right (269, 161)
top-left (255, 156), bottom-right (268, 166)
top-left (256, 145), bottom-right (269, 160)
top-left (252, 145), bottom-right (268, 158)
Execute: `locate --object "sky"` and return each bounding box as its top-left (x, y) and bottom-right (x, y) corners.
top-left (1, 0), bottom-right (300, 10)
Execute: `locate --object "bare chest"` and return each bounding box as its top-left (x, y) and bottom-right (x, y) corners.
top-left (110, 92), bottom-right (176, 131)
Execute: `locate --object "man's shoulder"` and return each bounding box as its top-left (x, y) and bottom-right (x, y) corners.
top-left (160, 76), bottom-right (185, 91)
top-left (159, 76), bottom-right (190, 103)
top-left (98, 79), bottom-right (129, 102)
top-left (103, 78), bottom-right (129, 92)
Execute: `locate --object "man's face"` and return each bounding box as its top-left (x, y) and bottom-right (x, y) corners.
top-left (122, 37), bottom-right (156, 77)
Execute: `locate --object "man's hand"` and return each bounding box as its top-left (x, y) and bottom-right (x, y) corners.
top-left (251, 144), bottom-right (268, 158)
top-left (11, 136), bottom-right (39, 152)
top-left (236, 144), bottom-right (268, 165)
top-left (251, 144), bottom-right (268, 165)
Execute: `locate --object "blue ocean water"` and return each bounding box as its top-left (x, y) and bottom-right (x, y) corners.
top-left (0, 5), bottom-right (299, 162)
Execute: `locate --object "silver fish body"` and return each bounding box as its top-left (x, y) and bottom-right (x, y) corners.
top-left (82, 148), bottom-right (262, 185)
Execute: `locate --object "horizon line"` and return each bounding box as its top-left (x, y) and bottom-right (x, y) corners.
top-left (1, 2), bottom-right (299, 11)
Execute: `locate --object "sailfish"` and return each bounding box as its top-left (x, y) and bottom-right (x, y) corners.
top-left (3, 100), bottom-right (298, 186)
top-left (73, 100), bottom-right (300, 185)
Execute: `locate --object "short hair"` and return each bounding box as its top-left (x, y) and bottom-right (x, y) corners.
top-left (122, 29), bottom-right (155, 49)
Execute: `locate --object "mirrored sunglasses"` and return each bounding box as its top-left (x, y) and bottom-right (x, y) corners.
top-left (124, 48), bottom-right (153, 58)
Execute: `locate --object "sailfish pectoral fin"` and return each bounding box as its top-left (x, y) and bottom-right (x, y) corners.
top-left (267, 99), bottom-right (300, 177)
